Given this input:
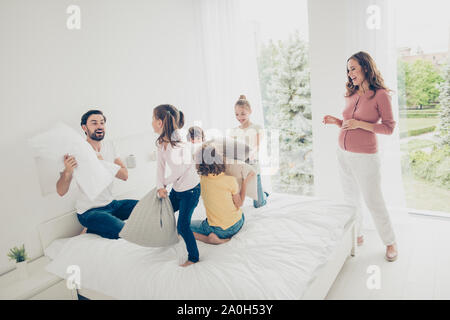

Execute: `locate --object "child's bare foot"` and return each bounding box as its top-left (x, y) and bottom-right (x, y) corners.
top-left (180, 260), bottom-right (196, 267)
top-left (208, 233), bottom-right (230, 245)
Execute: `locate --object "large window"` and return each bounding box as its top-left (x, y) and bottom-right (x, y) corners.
top-left (395, 0), bottom-right (450, 213)
top-left (240, 0), bottom-right (313, 195)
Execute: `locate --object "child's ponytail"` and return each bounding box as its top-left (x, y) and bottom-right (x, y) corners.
top-left (154, 104), bottom-right (182, 147)
top-left (178, 110), bottom-right (185, 129)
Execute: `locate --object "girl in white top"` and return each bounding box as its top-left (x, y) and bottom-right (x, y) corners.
top-left (229, 95), bottom-right (268, 208)
top-left (152, 104), bottom-right (200, 267)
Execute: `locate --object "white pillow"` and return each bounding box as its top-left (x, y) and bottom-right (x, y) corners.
top-left (28, 122), bottom-right (117, 200)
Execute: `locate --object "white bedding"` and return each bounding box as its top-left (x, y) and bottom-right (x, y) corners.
top-left (45, 193), bottom-right (355, 299)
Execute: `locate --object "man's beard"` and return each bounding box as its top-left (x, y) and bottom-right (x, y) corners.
top-left (88, 129), bottom-right (105, 141)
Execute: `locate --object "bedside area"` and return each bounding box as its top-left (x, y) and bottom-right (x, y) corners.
top-left (0, 256), bottom-right (77, 300)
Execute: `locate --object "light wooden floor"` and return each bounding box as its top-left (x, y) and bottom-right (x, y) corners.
top-left (326, 214), bottom-right (450, 300)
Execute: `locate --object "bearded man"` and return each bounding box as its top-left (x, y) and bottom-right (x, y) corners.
top-left (56, 109), bottom-right (138, 239)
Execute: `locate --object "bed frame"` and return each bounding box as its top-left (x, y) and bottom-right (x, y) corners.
top-left (38, 211), bottom-right (357, 300)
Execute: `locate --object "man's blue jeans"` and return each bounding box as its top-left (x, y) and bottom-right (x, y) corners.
top-left (77, 199), bottom-right (138, 239)
top-left (169, 184), bottom-right (201, 263)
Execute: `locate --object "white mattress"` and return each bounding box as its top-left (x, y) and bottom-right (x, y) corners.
top-left (45, 193), bottom-right (355, 299)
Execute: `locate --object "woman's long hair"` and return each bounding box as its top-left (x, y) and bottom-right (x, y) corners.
top-left (345, 51), bottom-right (390, 98)
top-left (153, 104), bottom-right (184, 147)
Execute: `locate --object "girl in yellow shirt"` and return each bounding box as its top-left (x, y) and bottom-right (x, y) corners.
top-left (191, 143), bottom-right (255, 244)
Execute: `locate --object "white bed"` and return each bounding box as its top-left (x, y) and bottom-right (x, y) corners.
top-left (39, 193), bottom-right (356, 300)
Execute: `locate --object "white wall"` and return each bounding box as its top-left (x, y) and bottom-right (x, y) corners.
top-left (308, 0), bottom-right (407, 225)
top-left (0, 0), bottom-right (210, 275)
top-left (308, 0), bottom-right (348, 203)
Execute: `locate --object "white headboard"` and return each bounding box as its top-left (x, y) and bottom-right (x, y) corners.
top-left (38, 211), bottom-right (83, 250)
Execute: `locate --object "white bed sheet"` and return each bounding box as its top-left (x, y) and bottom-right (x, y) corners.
top-left (45, 193), bottom-right (355, 299)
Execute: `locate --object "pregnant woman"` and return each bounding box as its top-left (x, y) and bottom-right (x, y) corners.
top-left (323, 51), bottom-right (398, 262)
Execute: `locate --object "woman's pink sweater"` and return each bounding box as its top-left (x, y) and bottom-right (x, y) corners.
top-left (339, 89), bottom-right (396, 154)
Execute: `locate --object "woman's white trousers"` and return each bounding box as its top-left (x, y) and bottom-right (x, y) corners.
top-left (336, 148), bottom-right (396, 246)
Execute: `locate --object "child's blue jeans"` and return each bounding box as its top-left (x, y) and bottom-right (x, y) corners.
top-left (191, 214), bottom-right (245, 239)
top-left (253, 174), bottom-right (267, 208)
top-left (169, 183), bottom-right (201, 263)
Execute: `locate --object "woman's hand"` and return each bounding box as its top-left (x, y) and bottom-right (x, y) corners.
top-left (323, 115), bottom-right (343, 127)
top-left (157, 188), bottom-right (168, 198)
top-left (341, 119), bottom-right (361, 131)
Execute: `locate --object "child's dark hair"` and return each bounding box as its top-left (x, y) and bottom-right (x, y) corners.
top-left (196, 143), bottom-right (225, 176)
top-left (186, 126), bottom-right (205, 142)
top-left (153, 104), bottom-right (185, 147)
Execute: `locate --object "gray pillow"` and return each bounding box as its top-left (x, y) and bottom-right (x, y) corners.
top-left (119, 188), bottom-right (179, 247)
top-left (209, 137), bottom-right (250, 162)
